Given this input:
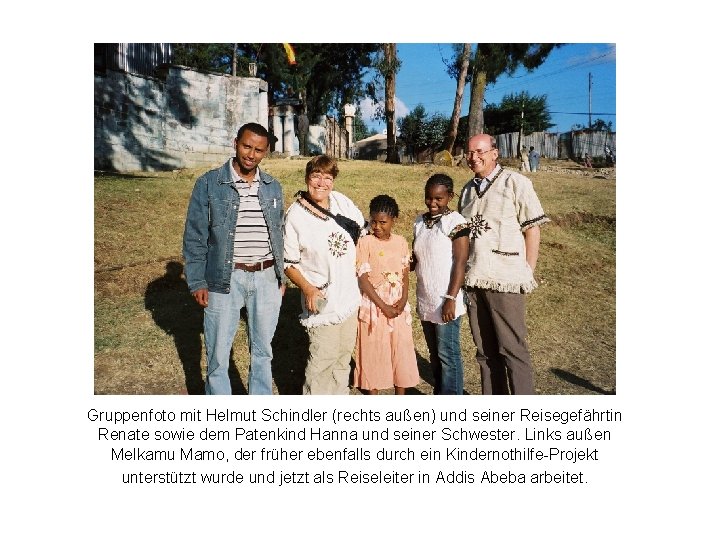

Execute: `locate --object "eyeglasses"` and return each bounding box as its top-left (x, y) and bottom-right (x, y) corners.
top-left (308, 173), bottom-right (335, 184)
top-left (467, 148), bottom-right (496, 158)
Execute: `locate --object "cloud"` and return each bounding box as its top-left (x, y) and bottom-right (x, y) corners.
top-left (358, 96), bottom-right (410, 123)
top-left (358, 97), bottom-right (378, 122)
top-left (567, 43), bottom-right (616, 68)
top-left (395, 97), bottom-right (410, 119)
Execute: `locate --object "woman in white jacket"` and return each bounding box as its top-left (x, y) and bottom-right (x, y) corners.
top-left (283, 155), bottom-right (365, 395)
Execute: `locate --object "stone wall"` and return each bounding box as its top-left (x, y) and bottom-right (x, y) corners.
top-left (94, 65), bottom-right (268, 172)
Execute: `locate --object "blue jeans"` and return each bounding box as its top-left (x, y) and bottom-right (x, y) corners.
top-left (204, 267), bottom-right (282, 395)
top-left (421, 318), bottom-right (464, 395)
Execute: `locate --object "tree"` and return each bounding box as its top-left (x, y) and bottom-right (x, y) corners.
top-left (398, 106), bottom-right (450, 160)
top-left (458, 44), bottom-right (562, 139)
top-left (242, 44), bottom-right (381, 122)
top-left (353, 108), bottom-right (372, 141)
top-left (398, 105), bottom-right (427, 160)
top-left (590, 118), bottom-right (614, 131)
top-left (483, 91), bottom-right (554, 135)
top-left (379, 44), bottom-right (401, 164)
top-left (425, 113), bottom-right (451, 149)
top-left (172, 43), bottom-right (381, 122)
top-left (172, 43), bottom-right (236, 73)
top-left (441, 43), bottom-right (472, 153)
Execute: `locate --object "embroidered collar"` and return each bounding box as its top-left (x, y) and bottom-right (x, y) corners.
top-left (294, 190), bottom-right (330, 221)
top-left (473, 166), bottom-right (503, 197)
top-left (422, 208), bottom-right (451, 229)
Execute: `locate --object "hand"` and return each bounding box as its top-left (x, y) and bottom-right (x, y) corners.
top-left (193, 288), bottom-right (209, 308)
top-left (381, 303), bottom-right (400, 319)
top-left (303, 287), bottom-right (324, 314)
top-left (393, 299), bottom-right (407, 312)
top-left (441, 298), bottom-right (455, 323)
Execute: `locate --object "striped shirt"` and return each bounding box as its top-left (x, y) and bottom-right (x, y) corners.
top-left (229, 159), bottom-right (272, 264)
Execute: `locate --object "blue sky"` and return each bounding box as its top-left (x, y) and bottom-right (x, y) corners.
top-left (358, 43), bottom-right (616, 136)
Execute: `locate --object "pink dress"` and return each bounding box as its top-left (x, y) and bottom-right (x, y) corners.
top-left (353, 234), bottom-right (419, 390)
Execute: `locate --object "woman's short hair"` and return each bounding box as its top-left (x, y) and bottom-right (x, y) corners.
top-left (305, 155), bottom-right (339, 179)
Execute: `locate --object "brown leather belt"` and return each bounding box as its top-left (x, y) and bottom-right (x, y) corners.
top-left (234, 259), bottom-right (274, 272)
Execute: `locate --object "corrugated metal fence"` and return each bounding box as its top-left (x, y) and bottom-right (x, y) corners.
top-left (495, 130), bottom-right (616, 160)
top-left (95, 43), bottom-right (173, 78)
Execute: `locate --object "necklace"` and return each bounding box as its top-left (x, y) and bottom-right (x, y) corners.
top-left (422, 208), bottom-right (451, 229)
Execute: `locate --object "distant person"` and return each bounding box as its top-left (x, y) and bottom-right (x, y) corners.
top-left (529, 146), bottom-right (540, 172)
top-left (297, 107), bottom-right (309, 156)
top-left (283, 155), bottom-right (366, 394)
top-left (604, 145), bottom-right (615, 166)
top-left (459, 134), bottom-right (550, 395)
top-left (584, 153), bottom-right (593, 168)
top-left (353, 195), bottom-right (419, 395)
top-left (412, 174), bottom-right (470, 395)
top-left (183, 122), bottom-right (286, 395)
top-left (520, 145), bottom-right (530, 172)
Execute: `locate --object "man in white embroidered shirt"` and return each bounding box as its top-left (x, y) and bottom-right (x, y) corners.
top-left (458, 134), bottom-right (550, 395)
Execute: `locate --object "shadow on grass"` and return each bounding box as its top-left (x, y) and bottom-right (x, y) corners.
top-left (144, 261), bottom-right (245, 395)
top-left (272, 287), bottom-right (309, 395)
top-left (414, 352), bottom-right (434, 395)
top-left (551, 368), bottom-right (614, 395)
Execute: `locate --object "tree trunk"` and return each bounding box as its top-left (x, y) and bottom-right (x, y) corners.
top-left (384, 44), bottom-right (400, 164)
top-left (232, 43), bottom-right (237, 76)
top-left (467, 46), bottom-right (486, 139)
top-left (442, 43), bottom-right (472, 153)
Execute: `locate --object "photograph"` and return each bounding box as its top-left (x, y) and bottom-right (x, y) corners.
top-left (94, 42), bottom-right (616, 396)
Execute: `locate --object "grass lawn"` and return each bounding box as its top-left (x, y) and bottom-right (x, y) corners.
top-left (95, 157), bottom-right (615, 395)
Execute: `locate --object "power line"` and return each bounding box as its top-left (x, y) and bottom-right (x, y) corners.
top-left (549, 111), bottom-right (615, 116)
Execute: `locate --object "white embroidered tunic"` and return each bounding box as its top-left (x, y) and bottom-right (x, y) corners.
top-left (283, 190), bottom-right (365, 328)
top-left (458, 166), bottom-right (550, 293)
top-left (413, 211), bottom-right (469, 324)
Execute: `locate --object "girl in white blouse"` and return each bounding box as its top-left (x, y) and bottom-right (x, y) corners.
top-left (412, 174), bottom-right (470, 395)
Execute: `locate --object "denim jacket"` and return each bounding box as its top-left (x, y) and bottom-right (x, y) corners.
top-left (183, 159), bottom-right (285, 293)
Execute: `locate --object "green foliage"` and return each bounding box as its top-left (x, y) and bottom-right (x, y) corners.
top-left (590, 118), bottom-right (614, 131)
top-left (458, 44), bottom-right (562, 136)
top-left (571, 119), bottom-right (614, 132)
top-left (398, 105), bottom-right (426, 150)
top-left (446, 44), bottom-right (561, 85)
top-left (475, 44), bottom-right (560, 85)
top-left (398, 105), bottom-right (450, 154)
top-left (353, 108), bottom-right (372, 141)
top-left (484, 91), bottom-right (555, 135)
top-left (172, 43), bottom-right (235, 73)
top-left (172, 44), bottom-right (381, 122)
top-left (425, 113), bottom-right (451, 147)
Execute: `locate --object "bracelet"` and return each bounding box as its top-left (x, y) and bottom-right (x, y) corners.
top-left (442, 294), bottom-right (456, 301)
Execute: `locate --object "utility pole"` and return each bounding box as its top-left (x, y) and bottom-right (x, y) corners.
top-left (588, 72), bottom-right (592, 128)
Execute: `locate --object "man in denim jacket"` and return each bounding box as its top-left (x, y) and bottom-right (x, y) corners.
top-left (183, 123), bottom-right (285, 395)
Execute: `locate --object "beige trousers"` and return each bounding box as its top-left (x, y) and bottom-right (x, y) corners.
top-left (303, 312), bottom-right (358, 395)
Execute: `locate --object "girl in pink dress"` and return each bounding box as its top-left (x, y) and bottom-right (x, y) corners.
top-left (353, 195), bottom-right (419, 394)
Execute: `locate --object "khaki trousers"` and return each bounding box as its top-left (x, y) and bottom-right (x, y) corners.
top-left (465, 288), bottom-right (535, 395)
top-left (303, 312), bottom-right (358, 395)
